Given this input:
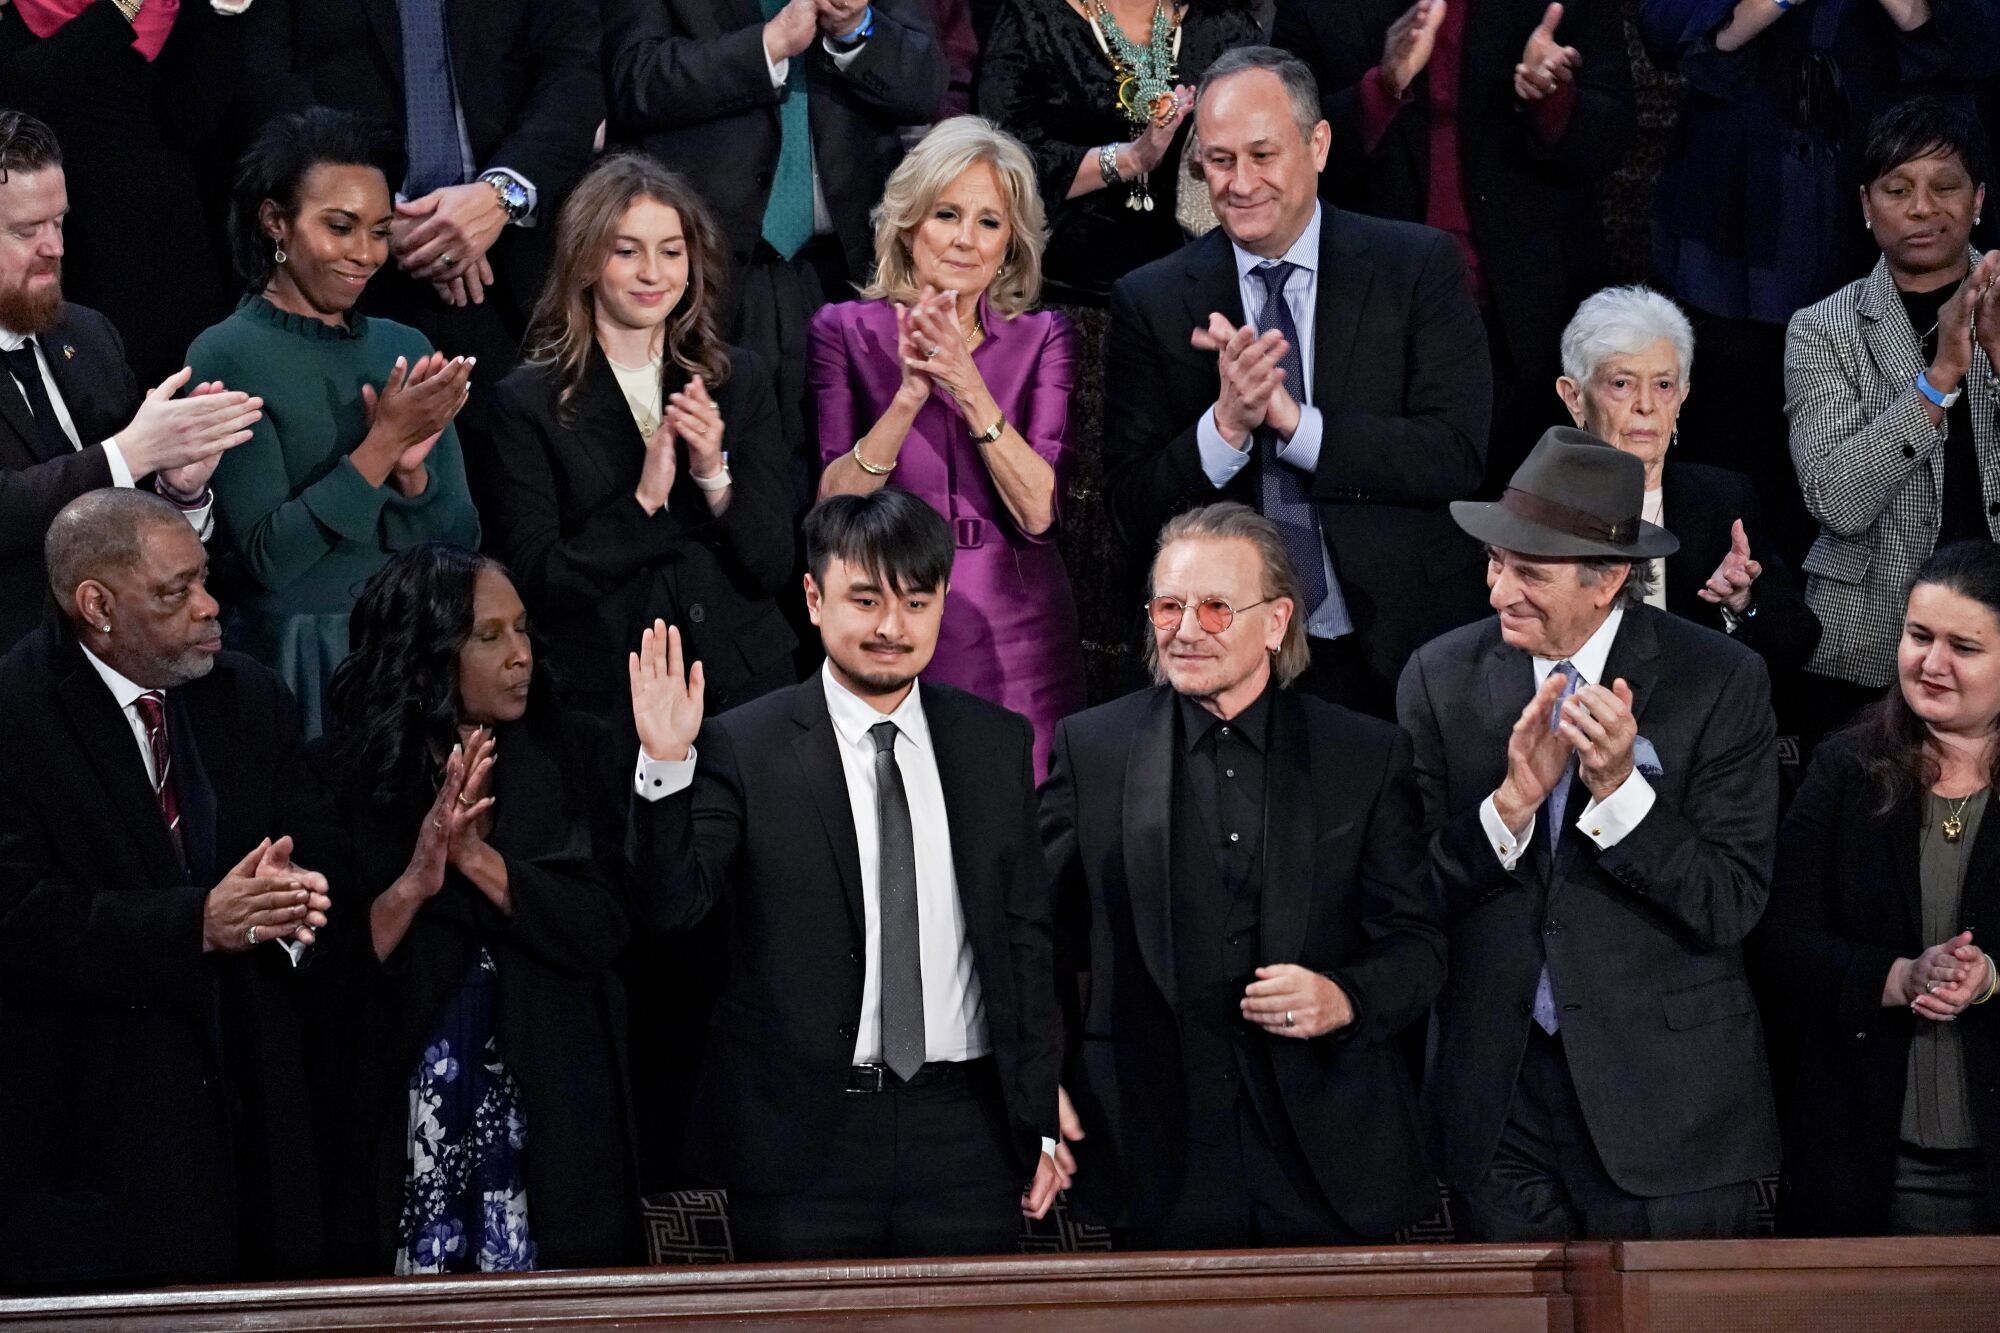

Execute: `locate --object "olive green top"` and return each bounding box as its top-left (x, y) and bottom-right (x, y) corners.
top-left (191, 296), bottom-right (481, 734)
top-left (1903, 788), bottom-right (1989, 1150)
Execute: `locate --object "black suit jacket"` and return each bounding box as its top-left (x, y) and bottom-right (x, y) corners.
top-left (1104, 214), bottom-right (1493, 701)
top-left (1271, 0), bottom-right (1634, 381)
top-left (1660, 460), bottom-right (1821, 678)
top-left (0, 304), bottom-right (141, 652)
top-left (1396, 605), bottom-right (1782, 1197)
top-left (1041, 685), bottom-right (1444, 1235)
top-left (0, 625), bottom-right (344, 1287)
top-left (626, 678), bottom-right (1059, 1193)
top-left (487, 346), bottom-right (797, 719)
top-left (1752, 733), bottom-right (2000, 1235)
top-left (309, 705), bottom-right (639, 1272)
top-left (241, 0), bottom-right (603, 316)
top-left (602, 0), bottom-right (947, 281)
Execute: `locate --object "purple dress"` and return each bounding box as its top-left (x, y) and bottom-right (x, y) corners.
top-left (810, 295), bottom-right (1085, 779)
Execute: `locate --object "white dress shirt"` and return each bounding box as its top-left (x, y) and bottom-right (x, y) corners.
top-left (0, 325), bottom-right (214, 541)
top-left (78, 645), bottom-right (306, 964)
top-left (764, 29), bottom-right (871, 239)
top-left (1641, 488), bottom-right (1667, 612)
top-left (1479, 606), bottom-right (1658, 868)
top-left (1191, 203), bottom-right (1346, 638)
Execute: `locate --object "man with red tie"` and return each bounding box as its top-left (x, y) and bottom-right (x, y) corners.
top-left (0, 488), bottom-right (344, 1288)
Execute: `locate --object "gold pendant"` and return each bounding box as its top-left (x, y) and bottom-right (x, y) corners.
top-left (1944, 815), bottom-right (1965, 843)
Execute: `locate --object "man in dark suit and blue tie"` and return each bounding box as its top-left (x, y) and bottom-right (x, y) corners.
top-left (1397, 427), bottom-right (1781, 1240)
top-left (625, 488), bottom-right (1060, 1260)
top-left (1102, 45), bottom-right (1493, 718)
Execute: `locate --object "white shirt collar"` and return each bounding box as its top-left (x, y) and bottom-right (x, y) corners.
top-left (0, 324), bottom-right (35, 353)
top-left (1532, 604), bottom-right (1625, 687)
top-left (80, 643), bottom-right (153, 711)
top-left (820, 660), bottom-right (932, 755)
top-left (1231, 201), bottom-right (1322, 290)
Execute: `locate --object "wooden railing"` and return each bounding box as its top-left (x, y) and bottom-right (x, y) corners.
top-left (4, 1237), bottom-right (1997, 1332)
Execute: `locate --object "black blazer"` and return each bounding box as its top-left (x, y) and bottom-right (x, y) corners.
top-left (1753, 732), bottom-right (2000, 1235)
top-left (626, 678), bottom-right (1060, 1193)
top-left (1271, 0), bottom-right (1634, 384)
top-left (0, 624), bottom-right (344, 1287)
top-left (0, 304), bottom-right (141, 651)
top-left (601, 0), bottom-right (947, 281)
top-left (309, 706), bottom-right (640, 1272)
top-left (1041, 685), bottom-right (1445, 1236)
top-left (1660, 460), bottom-right (1821, 678)
top-left (1396, 605), bottom-right (1782, 1198)
top-left (241, 0), bottom-right (603, 314)
top-left (487, 345), bottom-right (797, 721)
top-left (1103, 214), bottom-right (1493, 702)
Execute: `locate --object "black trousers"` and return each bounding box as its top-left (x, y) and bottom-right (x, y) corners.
top-left (1456, 1027), bottom-right (1759, 1242)
top-left (1889, 1141), bottom-right (1993, 1236)
top-left (728, 1058), bottom-right (1025, 1262)
top-left (1114, 1094), bottom-right (1367, 1251)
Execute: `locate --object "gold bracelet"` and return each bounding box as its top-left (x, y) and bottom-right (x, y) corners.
top-left (111, 0), bottom-right (143, 20)
top-left (850, 441), bottom-right (894, 476)
top-left (971, 413), bottom-right (1006, 445)
top-left (1976, 951), bottom-right (2000, 1005)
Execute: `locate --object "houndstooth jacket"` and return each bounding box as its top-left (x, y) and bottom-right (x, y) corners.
top-left (1786, 252), bottom-right (2000, 688)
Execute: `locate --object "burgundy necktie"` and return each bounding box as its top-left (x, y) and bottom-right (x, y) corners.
top-left (132, 690), bottom-right (185, 861)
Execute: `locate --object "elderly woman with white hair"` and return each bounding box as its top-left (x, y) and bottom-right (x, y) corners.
top-left (1556, 285), bottom-right (1821, 680)
top-left (811, 115), bottom-right (1084, 778)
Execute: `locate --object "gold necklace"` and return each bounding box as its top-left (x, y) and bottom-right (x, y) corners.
top-left (1941, 790), bottom-right (1978, 843)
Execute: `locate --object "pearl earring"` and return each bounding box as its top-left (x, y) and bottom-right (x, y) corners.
top-left (101, 625), bottom-right (111, 634)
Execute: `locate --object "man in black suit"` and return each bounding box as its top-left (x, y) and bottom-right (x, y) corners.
top-left (602, 0), bottom-right (947, 463)
top-left (1042, 502), bottom-right (1444, 1249)
top-left (626, 488), bottom-right (1060, 1260)
top-left (1396, 427), bottom-right (1781, 1240)
top-left (1103, 46), bottom-right (1492, 720)
top-left (241, 0), bottom-right (602, 496)
top-left (0, 489), bottom-right (339, 1287)
top-left (1271, 0), bottom-right (1635, 491)
top-left (0, 110), bottom-right (263, 651)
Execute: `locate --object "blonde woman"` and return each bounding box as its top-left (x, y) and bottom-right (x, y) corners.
top-left (487, 153), bottom-right (796, 730)
top-left (812, 116), bottom-right (1083, 777)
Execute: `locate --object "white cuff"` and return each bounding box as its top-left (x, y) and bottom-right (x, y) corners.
top-left (636, 745), bottom-right (698, 801)
top-left (101, 437), bottom-right (135, 488)
top-left (1195, 407), bottom-right (1255, 488)
top-left (1575, 769), bottom-right (1656, 849)
top-left (822, 35), bottom-right (867, 68)
top-left (765, 40), bottom-right (788, 86)
top-left (1481, 793), bottom-right (1533, 870)
top-left (1039, 1136), bottom-right (1057, 1161)
top-left (279, 937), bottom-right (309, 967)
top-left (1273, 403), bottom-right (1323, 472)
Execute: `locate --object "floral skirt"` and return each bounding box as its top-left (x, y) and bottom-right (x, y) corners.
top-left (394, 947), bottom-right (536, 1273)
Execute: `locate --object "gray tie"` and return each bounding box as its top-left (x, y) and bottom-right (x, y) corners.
top-left (1251, 260), bottom-right (1346, 633)
top-left (1532, 661), bottom-right (1582, 1035)
top-left (871, 721), bottom-right (925, 1081)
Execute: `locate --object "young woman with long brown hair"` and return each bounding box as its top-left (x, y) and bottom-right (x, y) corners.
top-left (486, 152), bottom-right (796, 732)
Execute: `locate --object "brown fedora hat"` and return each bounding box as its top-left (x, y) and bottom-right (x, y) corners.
top-left (1450, 426), bottom-right (1679, 561)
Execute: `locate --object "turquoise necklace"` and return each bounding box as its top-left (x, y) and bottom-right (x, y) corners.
top-left (1084, 0), bottom-right (1183, 211)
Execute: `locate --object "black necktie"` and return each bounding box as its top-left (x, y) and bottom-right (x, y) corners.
top-left (870, 721), bottom-right (925, 1081)
top-left (1, 340), bottom-right (75, 463)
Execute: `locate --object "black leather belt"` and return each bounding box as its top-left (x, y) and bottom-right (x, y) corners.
top-left (845, 1059), bottom-right (983, 1092)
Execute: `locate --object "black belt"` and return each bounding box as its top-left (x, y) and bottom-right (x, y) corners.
top-left (845, 1058), bottom-right (987, 1093)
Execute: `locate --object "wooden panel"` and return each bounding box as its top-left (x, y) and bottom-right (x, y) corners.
top-left (0, 1246), bottom-right (1573, 1333)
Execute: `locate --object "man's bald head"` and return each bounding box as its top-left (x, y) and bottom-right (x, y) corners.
top-left (45, 489), bottom-right (188, 612)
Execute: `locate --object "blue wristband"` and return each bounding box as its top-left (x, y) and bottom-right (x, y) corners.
top-left (1917, 370), bottom-right (1961, 409)
top-left (831, 6), bottom-right (874, 46)
top-left (1772, 0), bottom-right (1796, 10)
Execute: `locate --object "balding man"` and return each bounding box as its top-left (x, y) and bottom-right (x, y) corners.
top-left (0, 490), bottom-right (342, 1288)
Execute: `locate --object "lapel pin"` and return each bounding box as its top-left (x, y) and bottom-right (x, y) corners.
top-left (62, 345), bottom-right (74, 360)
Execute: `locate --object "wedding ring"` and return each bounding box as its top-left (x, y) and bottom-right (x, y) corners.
top-left (923, 345), bottom-right (941, 360)
top-left (442, 253), bottom-right (455, 268)
top-left (247, 925), bottom-right (259, 946)
top-left (1284, 1010), bottom-right (1296, 1028)
top-left (457, 793), bottom-right (475, 807)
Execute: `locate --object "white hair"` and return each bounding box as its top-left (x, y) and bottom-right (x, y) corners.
top-left (1559, 285), bottom-right (1695, 387)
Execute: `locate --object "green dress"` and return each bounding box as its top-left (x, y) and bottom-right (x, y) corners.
top-left (191, 296), bottom-right (481, 734)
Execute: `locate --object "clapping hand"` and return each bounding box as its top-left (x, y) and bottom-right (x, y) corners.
top-left (1492, 671), bottom-right (1575, 836)
top-left (154, 378), bottom-right (252, 501)
top-left (815, 0), bottom-right (870, 39)
top-left (667, 374), bottom-right (728, 479)
top-left (1971, 250), bottom-right (2000, 374)
top-left (765, 0), bottom-right (817, 59)
top-left (115, 366), bottom-right (262, 481)
top-left (1907, 930), bottom-right (1992, 1021)
top-left (630, 619), bottom-right (705, 763)
top-left (1514, 3), bottom-right (1581, 102)
top-left (203, 838), bottom-right (320, 954)
top-left (1558, 678), bottom-right (1638, 801)
top-left (254, 834), bottom-right (332, 947)
top-left (904, 288), bottom-right (985, 404)
top-left (358, 353), bottom-right (472, 488)
top-left (1696, 519), bottom-right (1762, 614)
top-left (1194, 311), bottom-right (1290, 448)
top-left (1126, 85), bottom-right (1193, 175)
top-left (635, 412), bottom-right (679, 514)
top-left (1382, 0), bottom-right (1448, 99)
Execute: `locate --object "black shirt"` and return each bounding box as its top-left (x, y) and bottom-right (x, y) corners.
top-left (1900, 283), bottom-right (1988, 550)
top-left (1177, 682), bottom-right (1273, 896)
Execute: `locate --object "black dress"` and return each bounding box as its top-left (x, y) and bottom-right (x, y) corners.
top-left (977, 0), bottom-right (1261, 305)
top-left (308, 705), bottom-right (641, 1274)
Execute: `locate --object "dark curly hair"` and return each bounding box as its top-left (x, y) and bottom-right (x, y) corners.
top-left (326, 544), bottom-right (538, 808)
top-left (1852, 540), bottom-right (2000, 813)
top-left (227, 106), bottom-right (400, 293)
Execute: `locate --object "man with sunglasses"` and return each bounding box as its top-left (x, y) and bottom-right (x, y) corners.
top-left (1040, 501), bottom-right (1444, 1249)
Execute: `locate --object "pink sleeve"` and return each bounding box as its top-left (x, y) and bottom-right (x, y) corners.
top-left (1015, 313), bottom-right (1080, 545)
top-left (1358, 65), bottom-right (1413, 155)
top-left (1527, 82), bottom-right (1578, 144)
top-left (807, 306), bottom-right (860, 470)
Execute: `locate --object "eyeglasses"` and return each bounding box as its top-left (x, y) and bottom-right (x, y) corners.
top-left (1144, 595), bottom-right (1272, 634)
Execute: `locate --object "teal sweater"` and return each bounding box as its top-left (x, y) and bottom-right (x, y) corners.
top-left (190, 297), bottom-right (481, 726)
